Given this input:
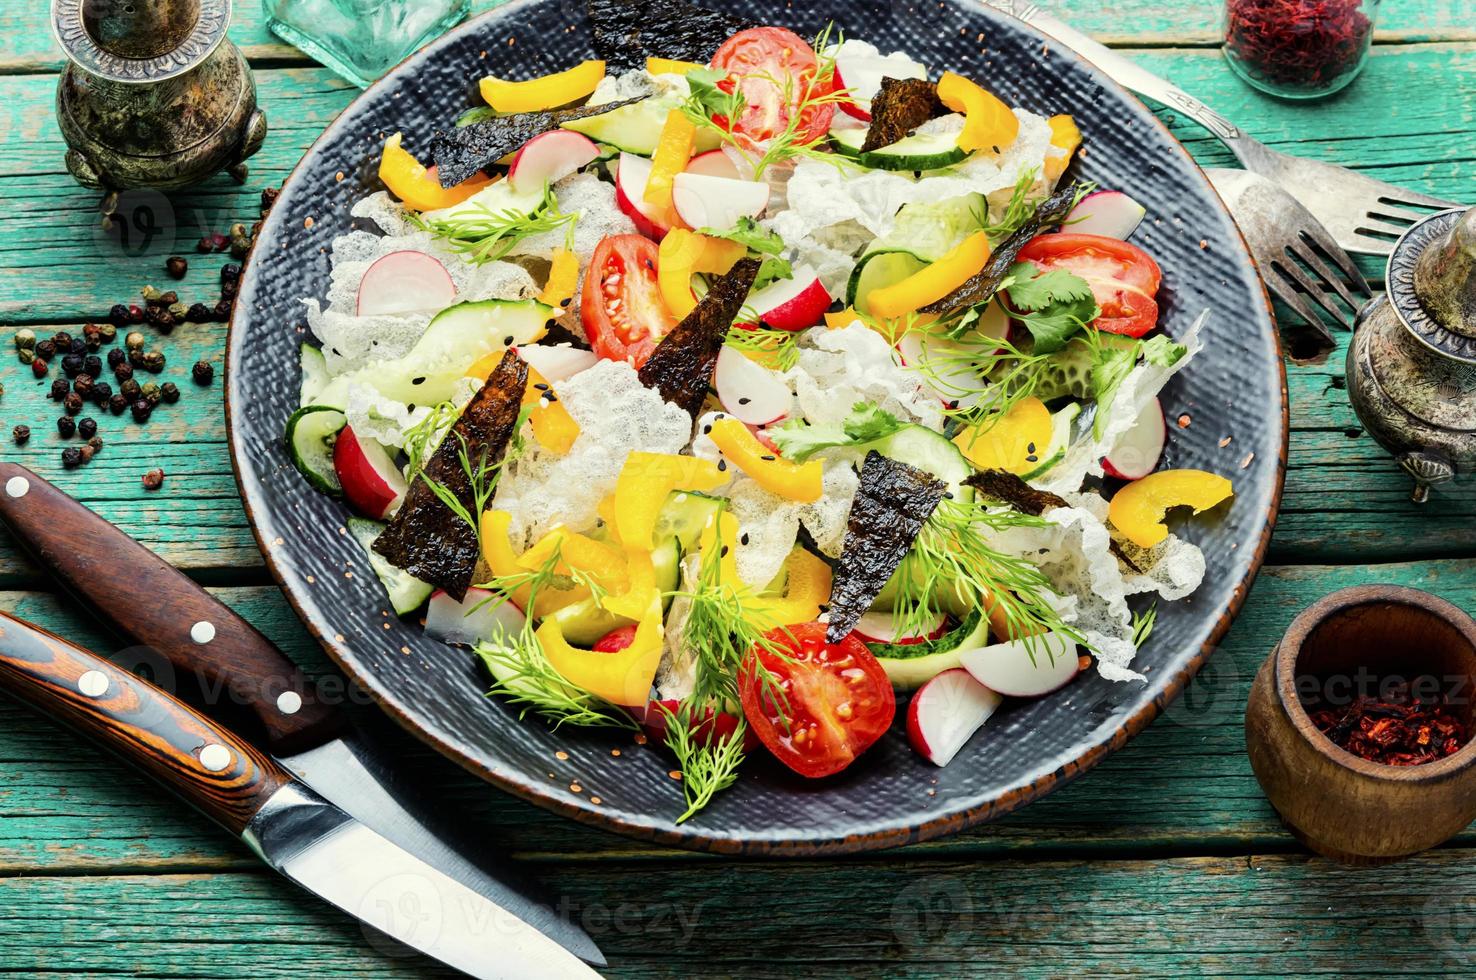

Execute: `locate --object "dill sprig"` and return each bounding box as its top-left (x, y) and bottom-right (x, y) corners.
top-left (1131, 603), bottom-right (1158, 649)
top-left (657, 701), bottom-right (748, 823)
top-left (420, 411), bottom-right (529, 552)
top-left (976, 168), bottom-right (1043, 243)
top-left (724, 323), bottom-right (800, 371)
top-left (401, 400), bottom-right (458, 481)
top-left (409, 184), bottom-right (576, 264)
top-left (894, 315), bottom-right (1056, 429)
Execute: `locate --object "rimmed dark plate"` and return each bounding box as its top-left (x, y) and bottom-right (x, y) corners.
top-left (227, 0), bottom-right (1286, 855)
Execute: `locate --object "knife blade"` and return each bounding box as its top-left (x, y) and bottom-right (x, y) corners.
top-left (0, 608), bottom-right (599, 979)
top-left (0, 462), bottom-right (602, 967)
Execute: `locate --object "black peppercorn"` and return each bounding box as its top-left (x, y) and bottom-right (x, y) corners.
top-left (127, 349), bottom-right (143, 368)
top-left (51, 332), bottom-right (72, 351)
top-left (160, 381), bottom-right (180, 404)
top-left (192, 360), bottom-right (215, 385)
top-left (130, 399), bottom-right (152, 422)
top-left (114, 362), bottom-right (134, 382)
top-left (91, 381), bottom-right (112, 405)
top-left (73, 375), bottom-right (94, 399)
top-left (261, 187), bottom-right (280, 213)
top-left (213, 298), bottom-right (234, 320)
top-left (165, 255), bottom-right (188, 280)
top-left (61, 353), bottom-right (84, 377)
top-left (108, 393), bottom-right (127, 415)
top-left (221, 263), bottom-right (241, 286)
top-left (141, 382), bottom-right (161, 406)
top-left (120, 378), bottom-right (142, 400)
top-left (35, 340), bottom-right (55, 361)
top-left (108, 304), bottom-right (130, 327)
top-left (61, 447), bottom-right (82, 469)
top-left (158, 291), bottom-right (178, 307)
top-left (187, 302), bottom-right (212, 322)
top-left (49, 377), bottom-right (69, 400)
top-left (142, 468), bottom-right (165, 490)
top-left (140, 351), bottom-right (165, 373)
top-left (31, 358), bottom-right (47, 378)
top-left (68, 338), bottom-right (86, 356)
top-left (107, 348), bottom-right (126, 368)
top-left (12, 425), bottom-right (29, 445)
top-left (77, 417), bottom-right (97, 439)
top-left (143, 305), bottom-right (163, 327)
top-left (63, 392), bottom-right (83, 415)
top-left (56, 416), bottom-right (75, 438)
top-left (83, 354), bottom-right (101, 377)
top-left (196, 236), bottom-right (215, 254)
top-left (155, 311), bottom-right (177, 334)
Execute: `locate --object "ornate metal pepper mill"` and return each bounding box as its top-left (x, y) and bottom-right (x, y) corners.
top-left (1348, 205), bottom-right (1476, 503)
top-left (52, 0), bottom-right (267, 211)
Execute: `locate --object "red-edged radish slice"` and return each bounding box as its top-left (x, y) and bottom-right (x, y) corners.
top-left (742, 266), bottom-right (830, 330)
top-left (615, 152), bottom-right (671, 240)
top-left (854, 610), bottom-right (949, 646)
top-left (907, 668), bottom-right (1003, 767)
top-left (714, 345), bottom-right (793, 425)
top-left (895, 307), bottom-right (1006, 411)
top-left (671, 172), bottom-right (770, 231)
top-left (508, 130), bottom-right (600, 193)
top-left (831, 43), bottom-right (928, 122)
top-left (959, 632), bottom-right (1078, 698)
top-left (356, 251), bottom-right (456, 316)
top-left (332, 425), bottom-right (408, 520)
top-left (516, 343), bottom-right (598, 382)
top-left (425, 587), bottom-right (526, 646)
top-left (685, 149), bottom-right (743, 180)
top-left (1065, 190), bottom-right (1147, 240)
top-left (1103, 396), bottom-right (1167, 480)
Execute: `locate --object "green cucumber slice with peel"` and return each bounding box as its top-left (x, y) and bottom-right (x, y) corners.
top-left (846, 249), bottom-right (928, 313)
top-left (284, 405), bottom-right (346, 496)
top-left (562, 97), bottom-right (721, 156)
top-left (1020, 402), bottom-right (1083, 481)
top-left (859, 131), bottom-right (967, 171)
top-left (299, 344), bottom-right (329, 407)
top-left (870, 611), bottom-right (989, 690)
top-left (347, 517), bottom-right (433, 615)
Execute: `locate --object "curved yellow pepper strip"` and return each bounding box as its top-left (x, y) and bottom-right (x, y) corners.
top-left (538, 248), bottom-right (580, 310)
top-left (520, 364), bottom-right (580, 455)
top-left (537, 601), bottom-right (664, 708)
top-left (937, 71), bottom-right (1020, 153)
top-left (1108, 469), bottom-right (1234, 549)
top-left (707, 418), bottom-right (823, 503)
top-left (658, 231), bottom-right (746, 319)
top-left (1045, 114), bottom-right (1082, 182)
top-left (612, 452), bottom-right (726, 550)
top-left (479, 511), bottom-right (590, 617)
top-left (647, 57), bottom-right (705, 76)
top-left (951, 397), bottom-right (1054, 474)
top-left (378, 133), bottom-right (491, 211)
top-left (746, 547), bottom-right (832, 627)
top-left (644, 109), bottom-right (696, 217)
top-left (866, 232), bottom-right (991, 321)
top-left (479, 60), bottom-right (606, 113)
top-left (517, 526), bottom-right (630, 594)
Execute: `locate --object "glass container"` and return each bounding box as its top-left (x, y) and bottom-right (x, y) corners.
top-left (264, 0), bottom-right (470, 88)
top-left (1222, 0), bottom-right (1379, 100)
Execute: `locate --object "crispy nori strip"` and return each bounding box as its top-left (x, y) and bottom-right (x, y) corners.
top-left (920, 181), bottom-right (1085, 316)
top-left (963, 469), bottom-right (1068, 516)
top-left (372, 352), bottom-right (528, 601)
top-left (860, 77), bottom-right (948, 153)
top-left (587, 0), bottom-right (757, 72)
top-left (826, 452), bottom-right (947, 643)
top-left (428, 98), bottom-right (639, 187)
top-left (637, 258), bottom-right (759, 417)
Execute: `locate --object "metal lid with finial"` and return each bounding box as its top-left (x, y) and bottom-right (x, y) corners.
top-left (1387, 206), bottom-right (1476, 364)
top-left (51, 0), bottom-right (232, 84)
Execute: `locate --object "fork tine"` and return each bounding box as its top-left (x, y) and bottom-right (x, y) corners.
top-left (1346, 228), bottom-right (1397, 256)
top-left (1295, 220), bottom-right (1371, 297)
top-left (1271, 256), bottom-right (1348, 327)
top-left (1379, 188), bottom-right (1465, 211)
top-left (1356, 214), bottom-right (1415, 239)
top-left (1290, 242), bottom-right (1358, 311)
top-left (1368, 204), bottom-right (1430, 226)
top-left (1266, 271), bottom-right (1335, 342)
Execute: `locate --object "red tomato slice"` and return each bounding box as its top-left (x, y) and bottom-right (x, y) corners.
top-left (739, 622), bottom-right (896, 778)
top-left (593, 625), bottom-right (638, 653)
top-left (710, 27), bottom-right (836, 146)
top-left (580, 234), bottom-right (678, 368)
top-left (1016, 233), bottom-right (1164, 338)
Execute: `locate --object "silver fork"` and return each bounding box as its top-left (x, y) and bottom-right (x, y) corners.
top-left (981, 0), bottom-right (1466, 255)
top-left (1206, 168), bottom-right (1370, 343)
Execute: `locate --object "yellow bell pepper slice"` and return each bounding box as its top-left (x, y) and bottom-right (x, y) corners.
top-left (378, 133), bottom-right (492, 211)
top-left (747, 547), bottom-right (832, 627)
top-left (824, 307), bottom-right (863, 329)
top-left (537, 601), bottom-right (663, 708)
top-left (538, 248), bottom-right (580, 310)
top-left (937, 72), bottom-right (1020, 154)
top-left (479, 511), bottom-right (590, 617)
top-left (657, 230), bottom-right (746, 318)
top-left (601, 547), bottom-right (661, 622)
top-left (952, 397), bottom-right (1054, 475)
top-left (479, 60), bottom-right (606, 113)
top-left (517, 526), bottom-right (630, 594)
top-left (613, 452), bottom-right (726, 550)
top-left (696, 507), bottom-right (743, 587)
top-left (520, 364), bottom-right (580, 454)
top-left (1045, 114), bottom-right (1082, 182)
top-left (1108, 469), bottom-right (1234, 549)
top-left (644, 109), bottom-right (696, 217)
top-left (707, 418), bottom-right (823, 503)
top-left (866, 232), bottom-right (991, 321)
top-left (647, 57), bottom-right (705, 76)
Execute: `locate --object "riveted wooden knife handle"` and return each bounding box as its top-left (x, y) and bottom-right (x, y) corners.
top-left (0, 463), bottom-right (344, 754)
top-left (0, 609), bottom-right (293, 835)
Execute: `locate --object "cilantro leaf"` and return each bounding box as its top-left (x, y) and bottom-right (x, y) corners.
top-left (685, 68), bottom-right (744, 121)
top-left (770, 403), bottom-right (906, 461)
top-left (1003, 261), bottom-right (1099, 354)
top-left (1141, 334), bottom-right (1187, 367)
top-left (700, 217), bottom-right (793, 290)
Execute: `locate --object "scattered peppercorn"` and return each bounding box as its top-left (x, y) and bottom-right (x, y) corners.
top-left (196, 236), bottom-right (215, 254)
top-left (165, 255), bottom-right (188, 280)
top-left (125, 305), bottom-right (143, 325)
top-left (141, 382), bottom-right (162, 406)
top-left (87, 435), bottom-right (103, 453)
top-left (192, 360), bottom-right (215, 385)
top-left (157, 291), bottom-right (178, 307)
top-left (63, 392), bottom-right (82, 415)
top-left (154, 310), bottom-right (177, 333)
top-left (83, 354), bottom-right (101, 377)
top-left (108, 393), bottom-right (127, 415)
top-left (49, 377), bottom-right (69, 400)
top-left (125, 331), bottom-right (145, 351)
top-left (17, 348), bottom-right (34, 366)
top-left (114, 362), bottom-right (134, 382)
top-left (11, 425), bottom-right (28, 445)
top-left (160, 381), bottom-right (180, 404)
top-left (143, 305), bottom-right (163, 327)
top-left (108, 304), bottom-right (131, 327)
top-left (120, 378), bottom-right (141, 400)
top-left (213, 298), bottom-right (234, 320)
top-left (61, 447), bottom-right (82, 469)
top-left (81, 324), bottom-right (101, 350)
top-left (14, 328), bottom-right (34, 351)
top-left (187, 302), bottom-right (212, 322)
top-left (91, 381), bottom-right (112, 405)
top-left (130, 399), bottom-right (152, 422)
top-left (68, 338), bottom-right (86, 357)
top-left (78, 444), bottom-right (95, 464)
top-left (144, 351), bottom-right (166, 373)
top-left (56, 416), bottom-right (75, 438)
top-left (77, 417), bottom-right (97, 439)
top-left (31, 358), bottom-right (47, 378)
top-left (35, 340), bottom-right (55, 361)
top-left (61, 353), bottom-right (84, 377)
top-left (142, 468), bottom-right (165, 490)
top-left (52, 332), bottom-right (72, 351)
top-left (107, 348), bottom-right (126, 368)
top-left (261, 187), bottom-right (280, 212)
top-left (141, 285), bottom-right (164, 305)
top-left (221, 263), bottom-right (241, 288)
top-left (73, 375), bottom-right (94, 399)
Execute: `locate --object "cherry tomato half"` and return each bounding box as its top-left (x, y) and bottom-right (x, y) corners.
top-left (739, 622), bottom-right (896, 778)
top-left (580, 234), bottom-right (678, 368)
top-left (1016, 232), bottom-right (1163, 338)
top-left (710, 27), bottom-right (836, 146)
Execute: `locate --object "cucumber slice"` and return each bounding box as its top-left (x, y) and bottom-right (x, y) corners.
top-left (421, 176), bottom-right (546, 224)
top-left (873, 194), bottom-right (986, 262)
top-left (346, 517), bottom-right (434, 614)
top-left (859, 131), bottom-right (967, 171)
top-left (1020, 402), bottom-right (1082, 481)
top-left (846, 249), bottom-right (927, 313)
top-left (284, 405), bottom-right (346, 496)
top-left (543, 536), bottom-right (681, 645)
top-left (651, 491), bottom-right (725, 552)
top-left (562, 97), bottom-right (721, 156)
top-left (869, 611), bottom-right (989, 690)
top-left (864, 423), bottom-right (973, 496)
top-left (1033, 335), bottom-right (1140, 403)
top-left (310, 374), bottom-right (349, 410)
top-left (299, 344), bottom-right (330, 407)
top-left (828, 125), bottom-right (866, 159)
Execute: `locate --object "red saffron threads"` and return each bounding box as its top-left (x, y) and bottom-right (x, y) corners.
top-left (1225, 0), bottom-right (1373, 90)
top-left (1306, 681), bottom-right (1469, 766)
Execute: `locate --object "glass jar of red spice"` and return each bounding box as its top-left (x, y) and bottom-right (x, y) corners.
top-left (1223, 0), bottom-right (1379, 99)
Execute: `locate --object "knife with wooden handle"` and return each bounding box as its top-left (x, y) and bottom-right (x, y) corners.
top-left (0, 608), bottom-right (598, 979)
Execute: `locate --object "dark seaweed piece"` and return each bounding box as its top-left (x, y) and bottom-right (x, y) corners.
top-left (920, 181), bottom-right (1086, 316)
top-left (860, 77), bottom-right (947, 153)
top-left (637, 258), bottom-right (759, 417)
top-left (428, 98), bottom-right (639, 187)
top-left (587, 0), bottom-right (757, 72)
top-left (963, 469), bottom-right (1067, 516)
top-left (826, 452), bottom-right (947, 643)
top-left (373, 352), bottom-right (528, 600)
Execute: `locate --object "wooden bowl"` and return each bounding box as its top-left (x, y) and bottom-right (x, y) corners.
top-left (1245, 585), bottom-right (1476, 864)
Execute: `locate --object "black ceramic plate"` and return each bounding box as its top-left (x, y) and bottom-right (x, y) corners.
top-left (228, 0), bottom-right (1286, 855)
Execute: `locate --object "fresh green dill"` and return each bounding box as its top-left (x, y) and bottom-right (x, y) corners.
top-left (896, 316), bottom-right (1057, 428)
top-left (1131, 603), bottom-right (1158, 649)
top-left (658, 700), bottom-right (748, 823)
top-left (476, 630), bottom-right (635, 730)
top-left (409, 184), bottom-right (576, 264)
top-left (420, 416), bottom-right (526, 552)
top-left (723, 323), bottom-right (800, 372)
top-left (977, 169), bottom-right (1042, 243)
top-left (401, 400), bottom-right (458, 481)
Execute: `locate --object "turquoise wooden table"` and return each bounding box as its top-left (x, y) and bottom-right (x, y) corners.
top-left (2, 1), bottom-right (1475, 975)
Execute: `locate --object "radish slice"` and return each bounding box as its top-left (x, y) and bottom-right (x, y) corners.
top-left (854, 610), bottom-right (949, 645)
top-left (671, 172), bottom-right (770, 231)
top-left (425, 587), bottom-right (526, 646)
top-left (516, 343), bottom-right (598, 382)
top-left (742, 266), bottom-right (830, 330)
top-left (907, 668), bottom-right (1003, 767)
top-left (1103, 396), bottom-right (1167, 480)
top-left (1065, 190), bottom-right (1147, 240)
top-left (895, 306), bottom-right (1006, 410)
top-left (332, 425), bottom-right (408, 520)
top-left (959, 632), bottom-right (1078, 698)
top-left (685, 149), bottom-right (743, 180)
top-left (356, 251), bottom-right (456, 316)
top-left (714, 345), bottom-right (793, 426)
top-left (615, 152), bottom-right (671, 240)
top-left (830, 41), bottom-right (928, 121)
top-left (508, 130), bottom-right (600, 193)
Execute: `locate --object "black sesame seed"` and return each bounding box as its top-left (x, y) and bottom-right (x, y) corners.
top-left (717, 459), bottom-right (727, 472)
top-left (738, 397), bottom-right (751, 405)
top-left (760, 454), bottom-right (776, 461)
